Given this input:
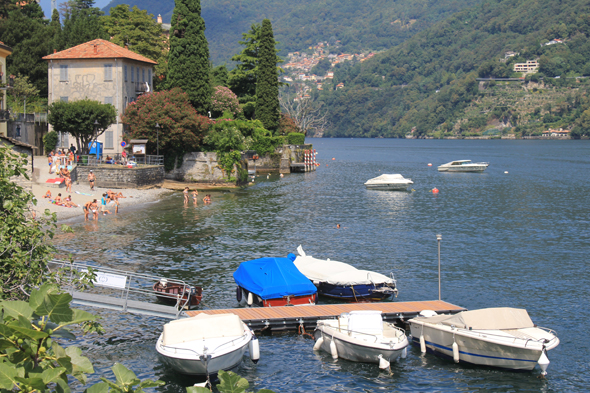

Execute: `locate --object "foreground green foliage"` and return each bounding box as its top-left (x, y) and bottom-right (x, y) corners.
top-left (187, 370), bottom-right (274, 393)
top-left (0, 147), bottom-right (57, 301)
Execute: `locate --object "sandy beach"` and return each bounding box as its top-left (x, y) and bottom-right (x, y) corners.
top-left (32, 183), bottom-right (174, 223)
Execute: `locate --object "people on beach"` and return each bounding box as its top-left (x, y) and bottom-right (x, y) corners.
top-left (63, 195), bottom-right (78, 208)
top-left (99, 193), bottom-right (108, 214)
top-left (43, 190), bottom-right (51, 198)
top-left (70, 144), bottom-right (76, 155)
top-left (65, 176), bottom-right (72, 192)
top-left (83, 200), bottom-right (92, 221)
top-left (54, 193), bottom-right (62, 205)
top-left (106, 190), bottom-right (119, 213)
top-left (90, 199), bottom-right (99, 220)
top-left (183, 187), bottom-right (189, 204)
top-left (88, 170), bottom-right (96, 191)
top-left (203, 194), bottom-right (211, 204)
top-left (67, 150), bottom-right (74, 165)
top-left (192, 189), bottom-right (198, 205)
top-left (47, 151), bottom-right (54, 174)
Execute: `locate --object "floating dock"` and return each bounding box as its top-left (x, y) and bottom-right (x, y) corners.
top-left (187, 300), bottom-right (465, 333)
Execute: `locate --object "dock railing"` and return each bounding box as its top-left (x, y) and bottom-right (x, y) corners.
top-left (47, 260), bottom-right (191, 319)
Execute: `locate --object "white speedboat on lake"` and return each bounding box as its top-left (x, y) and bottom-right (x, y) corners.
top-left (437, 160), bottom-right (489, 172)
top-left (364, 174), bottom-right (413, 190)
top-left (314, 310), bottom-right (409, 369)
top-left (156, 313), bottom-right (259, 376)
top-left (408, 308), bottom-right (559, 374)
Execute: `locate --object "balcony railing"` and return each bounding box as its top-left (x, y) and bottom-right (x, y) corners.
top-left (0, 110), bottom-right (9, 121)
top-left (76, 154), bottom-right (163, 167)
top-left (135, 81), bottom-right (150, 94)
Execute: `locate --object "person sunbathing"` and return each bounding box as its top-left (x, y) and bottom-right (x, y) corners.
top-left (43, 190), bottom-right (52, 198)
top-left (54, 193), bottom-right (63, 205)
top-left (63, 195), bottom-right (78, 208)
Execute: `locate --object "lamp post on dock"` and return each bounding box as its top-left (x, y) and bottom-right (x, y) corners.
top-left (155, 123), bottom-right (160, 157)
top-left (437, 234), bottom-right (442, 300)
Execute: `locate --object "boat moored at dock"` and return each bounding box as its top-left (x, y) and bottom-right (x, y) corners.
top-left (408, 308), bottom-right (559, 374)
top-left (313, 310), bottom-right (409, 369)
top-left (156, 313), bottom-right (259, 376)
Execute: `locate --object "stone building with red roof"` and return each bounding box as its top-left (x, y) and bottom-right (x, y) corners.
top-left (43, 39), bottom-right (157, 155)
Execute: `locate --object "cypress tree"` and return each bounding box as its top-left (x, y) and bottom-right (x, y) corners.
top-left (255, 19), bottom-right (280, 133)
top-left (168, 0), bottom-right (211, 115)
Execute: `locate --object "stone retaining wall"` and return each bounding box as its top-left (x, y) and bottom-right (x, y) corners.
top-left (76, 165), bottom-right (164, 189)
top-left (165, 152), bottom-right (227, 182)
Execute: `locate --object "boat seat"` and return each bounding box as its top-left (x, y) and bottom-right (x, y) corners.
top-left (347, 310), bottom-right (383, 335)
top-left (162, 313), bottom-right (244, 346)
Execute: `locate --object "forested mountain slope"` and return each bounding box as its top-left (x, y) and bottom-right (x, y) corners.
top-left (318, 0), bottom-right (590, 137)
top-left (102, 0), bottom-right (481, 64)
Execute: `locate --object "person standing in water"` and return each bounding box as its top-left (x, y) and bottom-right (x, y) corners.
top-left (183, 187), bottom-right (189, 204)
top-left (192, 189), bottom-right (198, 205)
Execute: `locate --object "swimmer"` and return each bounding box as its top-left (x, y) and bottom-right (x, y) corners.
top-left (183, 187), bottom-right (189, 204)
top-left (90, 199), bottom-right (99, 220)
top-left (83, 200), bottom-right (92, 221)
top-left (192, 189), bottom-right (199, 205)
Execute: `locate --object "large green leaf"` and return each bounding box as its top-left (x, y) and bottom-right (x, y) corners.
top-left (186, 386), bottom-right (211, 393)
top-left (0, 301), bottom-right (34, 320)
top-left (5, 324), bottom-right (48, 340)
top-left (0, 339), bottom-right (14, 350)
top-left (112, 362), bottom-right (139, 386)
top-left (45, 322), bottom-right (76, 339)
top-left (15, 376), bottom-right (46, 391)
top-left (41, 367), bottom-right (67, 384)
top-left (0, 362), bottom-right (23, 390)
top-left (138, 379), bottom-right (165, 388)
top-left (35, 293), bottom-right (74, 324)
top-left (66, 346), bottom-right (94, 375)
top-left (67, 309), bottom-right (97, 325)
top-left (29, 283), bottom-right (59, 311)
top-left (216, 370), bottom-right (249, 393)
top-left (84, 382), bottom-right (110, 393)
top-left (56, 378), bottom-right (72, 393)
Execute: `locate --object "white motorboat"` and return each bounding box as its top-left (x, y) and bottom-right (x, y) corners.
top-left (313, 310), bottom-right (409, 369)
top-left (364, 174), bottom-right (413, 190)
top-left (408, 308), bottom-right (559, 374)
top-left (437, 160), bottom-right (489, 172)
top-left (156, 313), bottom-right (259, 376)
top-left (293, 246), bottom-right (397, 301)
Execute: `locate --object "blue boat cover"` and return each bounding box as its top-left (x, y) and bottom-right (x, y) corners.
top-left (233, 256), bottom-right (317, 300)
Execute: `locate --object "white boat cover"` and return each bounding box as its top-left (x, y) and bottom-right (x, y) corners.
top-left (364, 174), bottom-right (412, 185)
top-left (162, 313), bottom-right (244, 346)
top-left (347, 310), bottom-right (383, 335)
top-left (293, 253), bottom-right (393, 286)
top-left (418, 308), bottom-right (535, 330)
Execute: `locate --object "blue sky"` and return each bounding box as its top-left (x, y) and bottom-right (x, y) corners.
top-left (39, 0), bottom-right (112, 18)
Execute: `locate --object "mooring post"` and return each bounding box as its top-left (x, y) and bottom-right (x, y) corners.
top-left (437, 234), bottom-right (442, 300)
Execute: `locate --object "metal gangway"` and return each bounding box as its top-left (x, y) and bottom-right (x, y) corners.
top-left (48, 260), bottom-right (196, 319)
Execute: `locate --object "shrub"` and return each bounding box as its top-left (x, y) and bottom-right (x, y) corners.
top-left (287, 132), bottom-right (305, 145)
top-left (211, 86), bottom-right (242, 118)
top-left (43, 130), bottom-right (58, 153)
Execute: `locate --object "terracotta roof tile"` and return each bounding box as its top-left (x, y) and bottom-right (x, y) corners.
top-left (43, 39), bottom-right (157, 65)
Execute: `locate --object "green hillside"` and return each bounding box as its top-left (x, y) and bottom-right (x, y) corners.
top-left (318, 0), bottom-right (590, 137)
top-left (102, 0), bottom-right (481, 64)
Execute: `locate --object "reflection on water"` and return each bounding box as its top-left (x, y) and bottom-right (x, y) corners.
top-left (57, 139), bottom-right (589, 392)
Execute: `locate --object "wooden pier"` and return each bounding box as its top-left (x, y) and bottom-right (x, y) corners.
top-left (186, 300), bottom-right (465, 333)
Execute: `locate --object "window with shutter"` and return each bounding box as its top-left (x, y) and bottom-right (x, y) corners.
top-left (131, 66), bottom-right (134, 82)
top-left (104, 64), bottom-right (113, 81)
top-left (60, 65), bottom-right (68, 81)
top-left (124, 65), bottom-right (128, 82)
top-left (105, 131), bottom-right (113, 149)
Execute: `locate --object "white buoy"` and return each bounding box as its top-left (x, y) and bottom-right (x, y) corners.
top-left (247, 292), bottom-right (254, 306)
top-left (538, 348), bottom-right (550, 375)
top-left (428, 163), bottom-right (432, 166)
top-left (401, 346), bottom-right (407, 359)
top-left (313, 336), bottom-right (324, 351)
top-left (504, 171), bottom-right (509, 174)
top-left (452, 341), bottom-right (460, 363)
top-left (329, 339), bottom-right (338, 359)
top-left (249, 335), bottom-right (260, 364)
top-left (378, 354), bottom-right (390, 370)
top-left (419, 334), bottom-right (426, 353)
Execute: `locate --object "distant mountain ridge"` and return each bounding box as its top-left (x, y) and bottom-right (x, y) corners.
top-left (102, 0), bottom-right (481, 64)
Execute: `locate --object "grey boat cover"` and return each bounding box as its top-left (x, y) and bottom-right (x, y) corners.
top-left (417, 307), bottom-right (535, 330)
top-left (293, 246), bottom-right (394, 286)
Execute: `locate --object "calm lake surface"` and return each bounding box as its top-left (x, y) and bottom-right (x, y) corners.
top-left (55, 138), bottom-right (590, 392)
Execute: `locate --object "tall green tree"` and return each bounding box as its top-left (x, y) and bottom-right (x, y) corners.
top-left (167, 0), bottom-right (211, 114)
top-left (255, 19), bottom-right (280, 133)
top-left (228, 23), bottom-right (283, 119)
top-left (48, 99), bottom-right (117, 154)
top-left (101, 4), bottom-right (168, 91)
top-left (0, 4), bottom-right (51, 96)
top-left (57, 0), bottom-right (108, 50)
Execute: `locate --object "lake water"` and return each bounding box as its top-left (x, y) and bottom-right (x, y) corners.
top-left (55, 138), bottom-right (590, 392)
